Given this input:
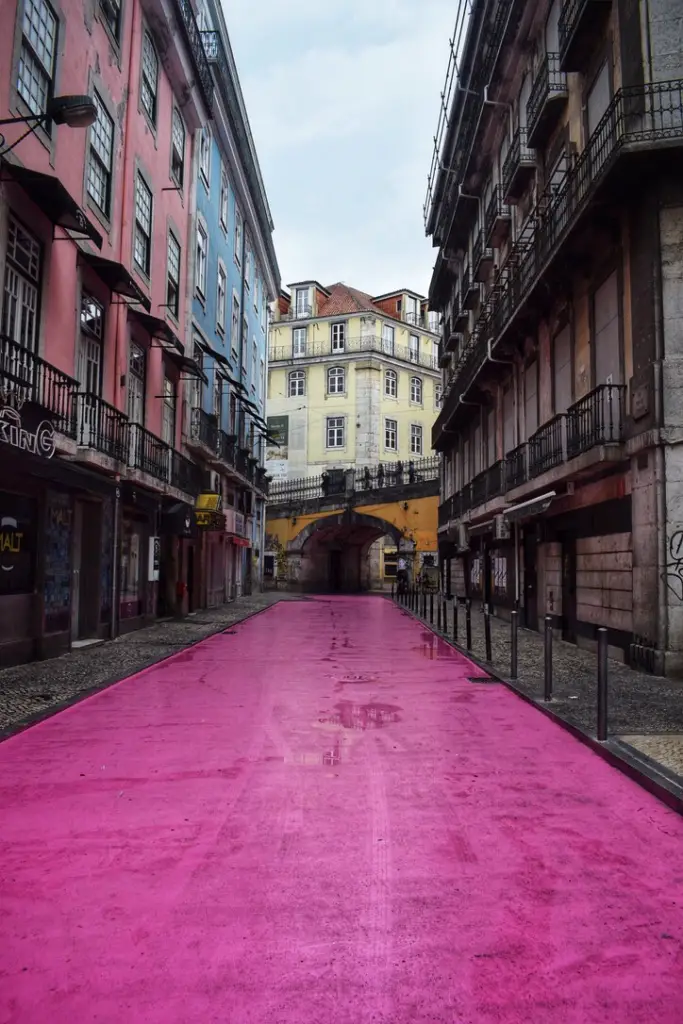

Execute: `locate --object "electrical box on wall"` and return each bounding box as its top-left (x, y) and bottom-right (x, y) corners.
top-left (148, 537), bottom-right (160, 582)
top-left (493, 514), bottom-right (510, 541)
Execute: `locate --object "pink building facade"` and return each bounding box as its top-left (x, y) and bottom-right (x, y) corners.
top-left (0, 0), bottom-right (217, 664)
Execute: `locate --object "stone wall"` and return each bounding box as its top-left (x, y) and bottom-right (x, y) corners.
top-left (576, 533), bottom-right (634, 633)
top-left (538, 542), bottom-right (562, 618)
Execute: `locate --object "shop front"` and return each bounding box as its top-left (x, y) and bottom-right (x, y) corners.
top-left (195, 492), bottom-right (227, 608)
top-left (118, 483), bottom-right (159, 634)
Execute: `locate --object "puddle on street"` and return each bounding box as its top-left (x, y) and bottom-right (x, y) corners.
top-left (319, 700), bottom-right (402, 731)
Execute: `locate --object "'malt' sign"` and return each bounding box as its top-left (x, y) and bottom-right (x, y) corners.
top-left (0, 406), bottom-right (56, 459)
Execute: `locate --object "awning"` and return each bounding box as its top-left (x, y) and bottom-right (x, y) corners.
top-left (164, 350), bottom-right (208, 384)
top-left (78, 252), bottom-right (151, 310)
top-left (230, 536), bottom-right (251, 547)
top-left (195, 338), bottom-right (231, 369)
top-left (129, 311), bottom-right (183, 353)
top-left (3, 164), bottom-right (103, 249)
top-left (503, 491), bottom-right (556, 524)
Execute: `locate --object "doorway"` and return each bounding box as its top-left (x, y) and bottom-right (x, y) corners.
top-left (523, 529), bottom-right (538, 631)
top-left (71, 500), bottom-right (102, 641)
top-left (562, 536), bottom-right (578, 643)
top-left (187, 543), bottom-right (196, 612)
top-left (329, 549), bottom-right (342, 592)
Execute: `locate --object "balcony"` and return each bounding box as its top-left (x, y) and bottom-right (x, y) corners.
top-left (174, 0), bottom-right (213, 113)
top-left (444, 320), bottom-right (462, 354)
top-left (170, 449), bottom-right (202, 496)
top-left (280, 305), bottom-right (313, 321)
top-left (470, 460), bottom-right (505, 508)
top-left (485, 185), bottom-right (512, 247)
top-left (566, 384), bottom-right (626, 459)
top-left (438, 497), bottom-right (453, 528)
top-left (453, 294), bottom-right (470, 330)
top-left (559, 0), bottom-right (613, 72)
top-left (76, 393), bottom-right (129, 462)
top-left (528, 414), bottom-right (566, 479)
top-left (128, 423), bottom-right (170, 483)
top-left (472, 231), bottom-right (495, 282)
top-left (461, 261), bottom-right (479, 310)
top-left (527, 54), bottom-right (568, 148)
top-left (255, 467), bottom-right (269, 495)
top-left (438, 342), bottom-right (451, 368)
top-left (505, 443), bottom-right (528, 490)
top-left (502, 127), bottom-right (536, 203)
top-left (190, 408), bottom-right (219, 455)
top-left (0, 334), bottom-right (78, 439)
top-left (219, 430), bottom-right (236, 469)
top-left (268, 334), bottom-right (439, 371)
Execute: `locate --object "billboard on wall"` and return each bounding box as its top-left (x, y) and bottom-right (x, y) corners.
top-left (266, 415), bottom-right (289, 461)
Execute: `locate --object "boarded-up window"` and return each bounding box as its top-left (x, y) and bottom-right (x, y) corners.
top-left (587, 62), bottom-right (611, 136)
top-left (524, 361), bottom-right (538, 438)
top-left (593, 271), bottom-right (621, 384)
top-left (553, 325), bottom-right (572, 412)
top-left (503, 384), bottom-right (515, 454)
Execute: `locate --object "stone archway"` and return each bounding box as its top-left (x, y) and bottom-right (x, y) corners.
top-left (287, 510), bottom-right (414, 593)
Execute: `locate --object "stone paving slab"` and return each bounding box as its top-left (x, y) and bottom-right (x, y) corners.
top-left (620, 735), bottom-right (683, 778)
top-left (0, 593), bottom-right (305, 737)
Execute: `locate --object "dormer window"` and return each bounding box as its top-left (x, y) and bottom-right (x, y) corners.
top-left (331, 322), bottom-right (346, 353)
top-left (294, 287), bottom-right (310, 318)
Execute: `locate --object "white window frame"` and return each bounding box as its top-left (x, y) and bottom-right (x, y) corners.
top-left (435, 383), bottom-right (443, 407)
top-left (410, 375), bottom-right (423, 404)
top-left (234, 204), bottom-right (243, 264)
top-left (295, 287), bottom-right (310, 317)
top-left (382, 323), bottom-right (395, 355)
top-left (166, 230), bottom-right (181, 318)
top-left (251, 338), bottom-right (257, 392)
top-left (2, 216), bottom-right (41, 352)
top-left (231, 291), bottom-right (240, 357)
top-left (216, 259), bottom-right (227, 333)
top-left (133, 172), bottom-right (153, 276)
top-left (293, 327), bottom-right (307, 358)
top-left (199, 127), bottom-right (211, 187)
top-left (140, 30), bottom-right (158, 125)
top-left (410, 423), bottom-right (423, 455)
top-left (161, 375), bottom-right (176, 446)
top-left (331, 321), bottom-right (346, 353)
top-left (385, 369), bottom-right (397, 398)
top-left (289, 369), bottom-right (305, 397)
top-left (171, 107), bottom-right (185, 188)
top-left (327, 365), bottom-right (345, 395)
top-left (195, 218), bottom-right (208, 297)
top-left (87, 91), bottom-right (114, 217)
top-left (245, 244), bottom-right (252, 290)
top-left (326, 416), bottom-right (344, 449)
top-left (409, 334), bottom-right (420, 363)
top-left (219, 165), bottom-right (229, 231)
top-left (385, 417), bottom-right (398, 451)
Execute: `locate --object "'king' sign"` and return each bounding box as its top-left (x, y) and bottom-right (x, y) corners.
top-left (0, 406), bottom-right (56, 459)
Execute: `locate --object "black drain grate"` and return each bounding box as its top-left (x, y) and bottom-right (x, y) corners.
top-left (467, 675), bottom-right (498, 684)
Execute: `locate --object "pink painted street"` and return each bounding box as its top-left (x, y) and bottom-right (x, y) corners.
top-left (1, 596), bottom-right (682, 1024)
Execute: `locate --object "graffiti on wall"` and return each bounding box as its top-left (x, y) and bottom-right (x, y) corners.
top-left (664, 530), bottom-right (683, 600)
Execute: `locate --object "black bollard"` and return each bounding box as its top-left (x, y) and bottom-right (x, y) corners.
top-left (442, 599), bottom-right (448, 634)
top-left (453, 600), bottom-right (458, 643)
top-left (391, 583), bottom-right (395, 600)
top-left (510, 610), bottom-right (518, 680)
top-left (437, 599), bottom-right (442, 631)
top-left (597, 627), bottom-right (609, 741)
top-left (429, 592), bottom-right (434, 624)
top-left (484, 605), bottom-right (492, 662)
top-left (544, 615), bottom-right (553, 702)
top-left (465, 599), bottom-right (472, 650)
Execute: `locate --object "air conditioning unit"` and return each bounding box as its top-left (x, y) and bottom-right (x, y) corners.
top-left (209, 471), bottom-right (220, 493)
top-left (494, 514), bottom-right (510, 541)
top-left (457, 522), bottom-right (469, 552)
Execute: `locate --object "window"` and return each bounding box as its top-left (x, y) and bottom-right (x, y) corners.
top-left (140, 31), bottom-right (158, 124)
top-left (327, 366), bottom-right (345, 394)
top-left (385, 369), bottom-right (397, 398)
top-left (78, 294), bottom-right (104, 397)
top-left (382, 323), bottom-right (395, 355)
top-left (133, 173), bottom-right (152, 275)
top-left (409, 334), bottom-right (419, 363)
top-left (435, 383), bottom-right (442, 407)
top-left (166, 231), bottom-right (181, 318)
top-left (195, 220), bottom-right (207, 297)
top-left (216, 261), bottom-right (227, 333)
top-left (289, 370), bottom-right (306, 397)
top-left (219, 166), bottom-right (229, 230)
top-left (261, 293), bottom-right (267, 330)
top-left (161, 376), bottom-right (175, 446)
top-left (171, 109), bottom-right (185, 187)
top-left (213, 376), bottom-right (222, 424)
top-left (241, 316), bottom-right (248, 373)
top-left (331, 322), bottom-right (346, 353)
top-left (87, 92), bottom-right (114, 216)
top-left (17, 0), bottom-right (57, 117)
top-left (383, 548), bottom-right (398, 579)
top-left (410, 424), bottom-right (423, 455)
top-left (252, 339), bottom-right (258, 392)
top-left (410, 376), bottom-right (423, 404)
top-left (2, 216), bottom-right (41, 352)
top-left (199, 127), bottom-right (211, 186)
top-left (254, 271), bottom-right (260, 311)
top-left (231, 294), bottom-right (240, 355)
top-left (234, 205), bottom-right (243, 263)
top-left (326, 416), bottom-right (344, 448)
top-left (293, 327), bottom-right (307, 358)
top-left (245, 245), bottom-right (252, 289)
top-left (99, 0), bottom-right (121, 41)
top-left (385, 418), bottom-right (398, 450)
top-left (127, 341), bottom-right (146, 424)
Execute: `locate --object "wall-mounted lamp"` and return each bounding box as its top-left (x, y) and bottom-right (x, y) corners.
top-left (402, 502), bottom-right (409, 511)
top-left (291, 516), bottom-right (297, 526)
top-left (0, 95), bottom-right (98, 156)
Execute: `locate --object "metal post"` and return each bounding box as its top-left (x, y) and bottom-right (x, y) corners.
top-left (437, 599), bottom-right (442, 631)
top-left (484, 605), bottom-right (492, 662)
top-left (544, 615), bottom-right (553, 702)
top-left (453, 599), bottom-right (458, 643)
top-left (510, 610), bottom-right (518, 680)
top-left (429, 592), bottom-right (434, 624)
top-left (391, 582), bottom-right (395, 600)
top-left (442, 599), bottom-right (447, 634)
top-left (597, 627), bottom-right (608, 741)
top-left (465, 599), bottom-right (472, 650)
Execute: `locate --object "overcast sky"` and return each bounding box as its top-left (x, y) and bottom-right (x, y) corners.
top-left (224, 0), bottom-right (456, 298)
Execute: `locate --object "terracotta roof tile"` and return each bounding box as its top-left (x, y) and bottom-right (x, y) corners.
top-left (318, 283), bottom-right (387, 319)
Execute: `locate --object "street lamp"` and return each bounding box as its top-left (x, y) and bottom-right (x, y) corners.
top-left (0, 94), bottom-right (97, 155)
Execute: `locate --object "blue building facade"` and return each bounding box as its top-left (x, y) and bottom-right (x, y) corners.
top-left (187, 1), bottom-right (279, 602)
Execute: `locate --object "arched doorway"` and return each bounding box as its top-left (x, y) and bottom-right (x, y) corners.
top-left (289, 510), bottom-right (413, 593)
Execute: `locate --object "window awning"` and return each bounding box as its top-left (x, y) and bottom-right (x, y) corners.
top-left (503, 491), bottom-right (556, 524)
top-left (195, 338), bottom-right (231, 369)
top-left (129, 311), bottom-right (183, 353)
top-left (3, 164), bottom-right (103, 249)
top-left (164, 351), bottom-right (208, 384)
top-left (78, 252), bottom-right (151, 311)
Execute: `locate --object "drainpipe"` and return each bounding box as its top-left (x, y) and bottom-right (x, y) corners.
top-left (110, 482), bottom-right (120, 639)
top-left (652, 204), bottom-right (668, 667)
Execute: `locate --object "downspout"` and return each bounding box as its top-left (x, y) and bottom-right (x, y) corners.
top-left (652, 206), bottom-right (668, 667)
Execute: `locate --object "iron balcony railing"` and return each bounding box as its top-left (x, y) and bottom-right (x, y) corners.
top-left (236, 446), bottom-right (249, 477)
top-left (278, 305), bottom-right (313, 321)
top-left (219, 430), bottom-right (236, 468)
top-left (566, 384), bottom-right (626, 459)
top-left (76, 392), bottom-right (129, 462)
top-left (472, 230), bottom-right (494, 282)
top-left (255, 466), bottom-right (269, 495)
top-left (526, 54), bottom-right (568, 147)
top-left (191, 408), bottom-right (219, 454)
top-left (129, 423), bottom-right (170, 482)
top-left (0, 333), bottom-right (79, 438)
top-left (470, 460), bottom-right (505, 508)
top-left (268, 334), bottom-right (439, 371)
top-left (171, 448), bottom-right (202, 496)
top-left (174, 0), bottom-right (213, 113)
top-left (528, 414), bottom-right (566, 479)
top-left (559, 0), bottom-right (611, 69)
top-left (269, 456), bottom-right (440, 505)
top-left (505, 442), bottom-right (528, 490)
top-left (485, 184), bottom-right (511, 246)
top-left (501, 127), bottom-right (536, 201)
top-left (438, 496), bottom-right (453, 527)
top-left (435, 80), bottom-right (683, 440)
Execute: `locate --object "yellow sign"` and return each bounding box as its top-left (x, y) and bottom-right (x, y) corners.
top-left (195, 492), bottom-right (222, 512)
top-left (0, 531), bottom-right (23, 553)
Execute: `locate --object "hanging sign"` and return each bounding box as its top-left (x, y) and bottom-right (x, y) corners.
top-left (0, 406), bottom-right (56, 459)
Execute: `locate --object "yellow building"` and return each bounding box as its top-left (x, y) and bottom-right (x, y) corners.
top-left (264, 280), bottom-right (442, 590)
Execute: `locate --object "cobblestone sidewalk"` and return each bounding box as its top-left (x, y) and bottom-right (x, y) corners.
top-left (0, 592), bottom-right (304, 737)
top-left (405, 596), bottom-right (683, 783)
